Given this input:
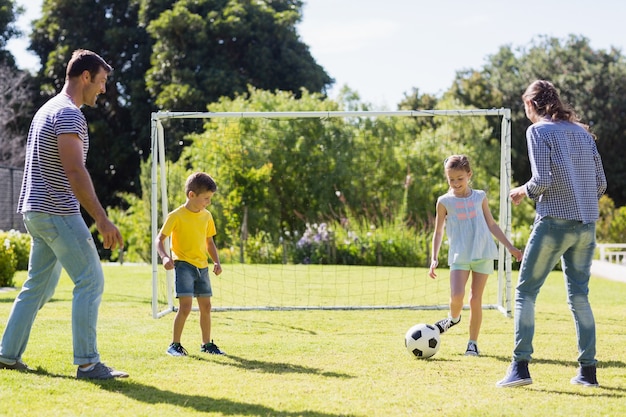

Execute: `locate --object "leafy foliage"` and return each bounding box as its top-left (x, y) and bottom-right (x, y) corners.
top-left (0, 63), bottom-right (34, 167)
top-left (0, 231), bottom-right (19, 286)
top-left (451, 35), bottom-right (626, 206)
top-left (134, 88), bottom-right (508, 266)
top-left (0, 229), bottom-right (30, 271)
top-left (26, 0), bottom-right (331, 210)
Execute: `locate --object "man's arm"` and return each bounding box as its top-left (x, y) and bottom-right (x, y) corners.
top-left (58, 133), bottom-right (123, 250)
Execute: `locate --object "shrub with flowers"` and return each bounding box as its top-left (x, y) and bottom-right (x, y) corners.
top-left (290, 220), bottom-right (431, 267)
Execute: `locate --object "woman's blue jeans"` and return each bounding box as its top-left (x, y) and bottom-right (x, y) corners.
top-left (513, 216), bottom-right (597, 366)
top-left (0, 212), bottom-right (103, 366)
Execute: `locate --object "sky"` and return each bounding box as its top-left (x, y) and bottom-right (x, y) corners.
top-left (8, 0), bottom-right (626, 108)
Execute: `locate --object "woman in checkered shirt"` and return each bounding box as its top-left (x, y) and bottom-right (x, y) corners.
top-left (497, 80), bottom-right (607, 388)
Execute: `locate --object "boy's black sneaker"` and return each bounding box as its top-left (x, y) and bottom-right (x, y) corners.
top-left (201, 340), bottom-right (225, 355)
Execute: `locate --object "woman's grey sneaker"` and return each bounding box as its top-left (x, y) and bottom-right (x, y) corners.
top-left (0, 359), bottom-right (32, 371)
top-left (167, 342), bottom-right (188, 356)
top-left (76, 362), bottom-right (129, 380)
top-left (496, 360), bottom-right (532, 388)
top-left (201, 340), bottom-right (225, 355)
top-left (464, 341), bottom-right (480, 356)
top-left (434, 316), bottom-right (461, 334)
top-left (571, 365), bottom-right (599, 387)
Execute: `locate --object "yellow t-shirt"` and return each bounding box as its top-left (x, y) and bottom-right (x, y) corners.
top-left (159, 205), bottom-right (216, 268)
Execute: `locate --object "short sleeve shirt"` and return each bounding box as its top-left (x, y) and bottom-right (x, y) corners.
top-left (159, 205), bottom-right (217, 269)
top-left (18, 94), bottom-right (88, 215)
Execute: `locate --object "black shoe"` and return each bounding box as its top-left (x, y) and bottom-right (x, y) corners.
top-left (496, 361), bottom-right (532, 388)
top-left (571, 365), bottom-right (599, 387)
top-left (166, 342), bottom-right (188, 357)
top-left (76, 362), bottom-right (129, 380)
top-left (0, 359), bottom-right (32, 371)
top-left (201, 340), bottom-right (226, 355)
top-left (434, 316), bottom-right (461, 334)
top-left (464, 341), bottom-right (480, 356)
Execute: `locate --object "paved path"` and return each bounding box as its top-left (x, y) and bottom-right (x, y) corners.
top-left (591, 260), bottom-right (626, 283)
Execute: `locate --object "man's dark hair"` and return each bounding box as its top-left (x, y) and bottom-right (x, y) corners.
top-left (66, 49), bottom-right (113, 81)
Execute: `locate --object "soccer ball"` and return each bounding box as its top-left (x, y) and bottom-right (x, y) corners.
top-left (405, 323), bottom-right (440, 359)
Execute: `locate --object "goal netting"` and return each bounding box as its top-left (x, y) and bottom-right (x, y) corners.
top-left (150, 109), bottom-right (513, 318)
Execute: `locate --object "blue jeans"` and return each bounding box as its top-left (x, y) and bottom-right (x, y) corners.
top-left (0, 212), bottom-right (103, 366)
top-left (513, 216), bottom-right (597, 366)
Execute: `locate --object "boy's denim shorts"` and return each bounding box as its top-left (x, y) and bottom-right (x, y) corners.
top-left (174, 260), bottom-right (213, 298)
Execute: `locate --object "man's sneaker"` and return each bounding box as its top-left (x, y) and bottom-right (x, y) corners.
top-left (496, 361), bottom-right (532, 388)
top-left (201, 340), bottom-right (225, 355)
top-left (0, 359), bottom-right (32, 371)
top-left (464, 341), bottom-right (480, 356)
top-left (76, 362), bottom-right (129, 380)
top-left (434, 316), bottom-right (461, 334)
top-left (166, 342), bottom-right (188, 357)
top-left (571, 365), bottom-right (599, 387)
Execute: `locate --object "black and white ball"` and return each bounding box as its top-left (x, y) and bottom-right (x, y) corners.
top-left (405, 323), bottom-right (440, 359)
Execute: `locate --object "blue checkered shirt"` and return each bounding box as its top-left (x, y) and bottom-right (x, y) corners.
top-left (523, 120), bottom-right (607, 224)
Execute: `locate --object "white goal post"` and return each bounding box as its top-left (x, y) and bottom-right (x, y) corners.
top-left (150, 109), bottom-right (513, 319)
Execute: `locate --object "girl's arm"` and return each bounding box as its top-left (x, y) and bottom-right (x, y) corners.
top-left (481, 197), bottom-right (523, 262)
top-left (429, 201), bottom-right (447, 278)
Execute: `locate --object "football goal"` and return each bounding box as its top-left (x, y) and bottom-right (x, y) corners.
top-left (150, 109), bottom-right (513, 318)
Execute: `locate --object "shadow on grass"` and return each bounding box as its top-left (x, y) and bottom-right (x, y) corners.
top-left (23, 369), bottom-right (359, 416)
top-left (92, 378), bottom-right (358, 417)
top-left (487, 353), bottom-right (626, 369)
top-left (189, 353), bottom-right (354, 379)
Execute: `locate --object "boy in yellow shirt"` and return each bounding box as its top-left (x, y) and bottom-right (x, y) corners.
top-left (156, 172), bottom-right (224, 356)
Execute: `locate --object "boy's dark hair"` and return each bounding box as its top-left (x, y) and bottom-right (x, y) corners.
top-left (66, 49), bottom-right (113, 81)
top-left (185, 172), bottom-right (217, 195)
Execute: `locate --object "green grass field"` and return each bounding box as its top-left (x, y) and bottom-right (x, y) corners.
top-left (0, 264), bottom-right (624, 417)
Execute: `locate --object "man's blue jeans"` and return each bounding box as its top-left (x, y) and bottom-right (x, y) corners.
top-left (0, 212), bottom-right (103, 366)
top-left (513, 216), bottom-right (597, 366)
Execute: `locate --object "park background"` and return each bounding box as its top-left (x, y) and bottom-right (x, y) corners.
top-left (1, 1), bottom-right (625, 415)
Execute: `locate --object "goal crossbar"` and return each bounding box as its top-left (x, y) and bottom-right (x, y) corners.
top-left (150, 109), bottom-right (513, 318)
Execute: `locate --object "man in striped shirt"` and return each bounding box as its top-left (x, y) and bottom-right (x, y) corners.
top-left (0, 50), bottom-right (128, 379)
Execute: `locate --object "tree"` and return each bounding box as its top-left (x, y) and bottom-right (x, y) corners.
top-left (27, 0), bottom-right (333, 209)
top-left (29, 0), bottom-right (155, 207)
top-left (144, 0), bottom-right (332, 112)
top-left (0, 63), bottom-right (34, 166)
top-left (0, 0), bottom-right (22, 65)
top-left (449, 35), bottom-right (626, 206)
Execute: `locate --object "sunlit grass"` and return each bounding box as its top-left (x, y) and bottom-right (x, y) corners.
top-left (0, 264), bottom-right (624, 417)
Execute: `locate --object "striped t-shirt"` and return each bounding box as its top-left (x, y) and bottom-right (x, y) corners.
top-left (17, 94), bottom-right (89, 215)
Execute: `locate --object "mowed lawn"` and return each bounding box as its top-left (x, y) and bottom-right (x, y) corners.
top-left (0, 263), bottom-right (624, 417)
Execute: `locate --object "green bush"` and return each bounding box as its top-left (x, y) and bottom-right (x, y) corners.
top-left (1, 229), bottom-right (31, 270)
top-left (288, 221), bottom-right (432, 267)
top-left (0, 237), bottom-right (18, 287)
top-left (243, 231), bottom-right (284, 264)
